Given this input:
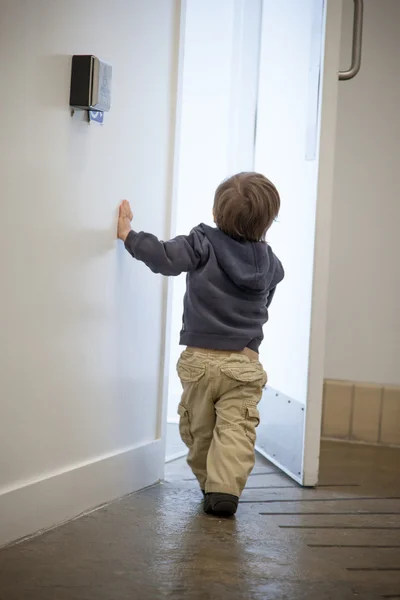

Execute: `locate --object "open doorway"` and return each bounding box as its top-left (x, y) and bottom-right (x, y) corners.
top-left (165, 0), bottom-right (263, 461)
top-left (165, 0), bottom-right (340, 488)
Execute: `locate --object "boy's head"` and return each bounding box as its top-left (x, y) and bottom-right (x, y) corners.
top-left (213, 172), bottom-right (280, 242)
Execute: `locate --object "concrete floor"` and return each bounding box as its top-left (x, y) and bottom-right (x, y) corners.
top-left (0, 442), bottom-right (400, 600)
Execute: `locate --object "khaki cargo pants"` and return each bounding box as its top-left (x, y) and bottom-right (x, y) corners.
top-left (177, 348), bottom-right (267, 498)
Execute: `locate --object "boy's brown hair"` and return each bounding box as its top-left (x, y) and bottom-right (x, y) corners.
top-left (213, 172), bottom-right (280, 242)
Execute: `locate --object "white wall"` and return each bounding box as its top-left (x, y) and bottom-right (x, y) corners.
top-left (325, 0), bottom-right (400, 386)
top-left (0, 0), bottom-right (179, 545)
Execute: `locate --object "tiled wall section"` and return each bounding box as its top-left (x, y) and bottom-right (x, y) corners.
top-left (322, 380), bottom-right (400, 447)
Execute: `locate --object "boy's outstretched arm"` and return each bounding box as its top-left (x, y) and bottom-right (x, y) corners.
top-left (117, 200), bottom-right (204, 276)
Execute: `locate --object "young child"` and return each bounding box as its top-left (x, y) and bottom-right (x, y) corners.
top-left (117, 172), bottom-right (284, 517)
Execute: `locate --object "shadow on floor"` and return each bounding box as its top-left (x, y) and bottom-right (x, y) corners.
top-left (0, 442), bottom-right (399, 599)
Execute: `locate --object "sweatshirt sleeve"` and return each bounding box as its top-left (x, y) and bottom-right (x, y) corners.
top-left (124, 227), bottom-right (206, 276)
top-left (266, 287), bottom-right (277, 308)
top-left (266, 255), bottom-right (285, 308)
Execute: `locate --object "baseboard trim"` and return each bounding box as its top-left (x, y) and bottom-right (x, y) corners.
top-left (0, 440), bottom-right (163, 548)
top-left (322, 436), bottom-right (400, 450)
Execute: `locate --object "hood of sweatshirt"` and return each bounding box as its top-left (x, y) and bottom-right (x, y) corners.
top-left (199, 224), bottom-right (284, 293)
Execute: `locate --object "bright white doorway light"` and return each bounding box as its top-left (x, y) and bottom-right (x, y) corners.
top-left (165, 0), bottom-right (262, 461)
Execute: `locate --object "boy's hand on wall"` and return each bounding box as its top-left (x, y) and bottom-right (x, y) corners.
top-left (117, 200), bottom-right (133, 242)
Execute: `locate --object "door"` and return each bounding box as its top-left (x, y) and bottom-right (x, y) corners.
top-left (165, 0), bottom-right (343, 485)
top-left (254, 0), bottom-right (343, 485)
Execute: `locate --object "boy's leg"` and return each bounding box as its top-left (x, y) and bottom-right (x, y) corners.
top-left (177, 352), bottom-right (215, 491)
top-left (205, 361), bottom-right (266, 498)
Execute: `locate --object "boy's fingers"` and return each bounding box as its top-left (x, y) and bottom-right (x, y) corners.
top-left (121, 200), bottom-right (131, 217)
top-left (118, 200), bottom-right (133, 223)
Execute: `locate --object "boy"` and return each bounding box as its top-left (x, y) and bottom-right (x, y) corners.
top-left (117, 172), bottom-right (284, 517)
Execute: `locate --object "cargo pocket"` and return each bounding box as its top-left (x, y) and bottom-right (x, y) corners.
top-left (177, 354), bottom-right (206, 384)
top-left (221, 358), bottom-right (267, 387)
top-left (178, 403), bottom-right (193, 447)
top-left (245, 405), bottom-right (260, 444)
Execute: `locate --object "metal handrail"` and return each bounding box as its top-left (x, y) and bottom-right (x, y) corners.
top-left (339, 0), bottom-right (364, 81)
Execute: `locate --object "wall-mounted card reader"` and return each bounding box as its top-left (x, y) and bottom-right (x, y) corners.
top-left (70, 55), bottom-right (112, 112)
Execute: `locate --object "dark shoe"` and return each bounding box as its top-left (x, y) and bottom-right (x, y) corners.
top-left (204, 493), bottom-right (238, 517)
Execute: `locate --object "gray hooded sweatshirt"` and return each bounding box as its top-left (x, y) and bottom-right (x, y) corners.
top-left (125, 223), bottom-right (284, 353)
